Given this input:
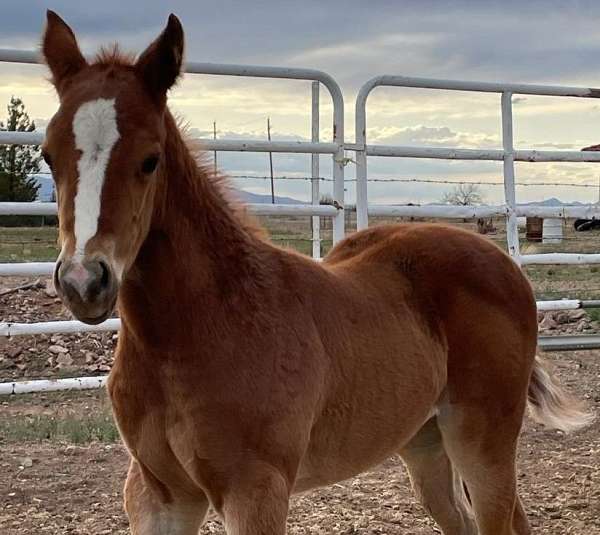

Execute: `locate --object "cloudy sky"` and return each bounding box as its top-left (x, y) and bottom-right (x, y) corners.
top-left (2, 0), bottom-right (600, 205)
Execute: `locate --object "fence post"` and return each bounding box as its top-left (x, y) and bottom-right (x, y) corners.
top-left (311, 82), bottom-right (321, 259)
top-left (213, 121), bottom-right (218, 175)
top-left (355, 85), bottom-right (369, 230)
top-left (501, 91), bottom-right (521, 264)
top-left (267, 117), bottom-right (275, 203)
top-left (331, 88), bottom-right (345, 245)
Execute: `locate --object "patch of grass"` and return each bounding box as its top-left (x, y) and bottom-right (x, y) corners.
top-left (270, 235), bottom-right (333, 256)
top-left (587, 308), bottom-right (600, 322)
top-left (524, 264), bottom-right (600, 300)
top-left (0, 226), bottom-right (59, 262)
top-left (0, 408), bottom-right (119, 444)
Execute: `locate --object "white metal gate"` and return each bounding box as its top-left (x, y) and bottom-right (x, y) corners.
top-left (354, 75), bottom-right (600, 267)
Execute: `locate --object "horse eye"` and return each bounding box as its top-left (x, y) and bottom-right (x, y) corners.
top-left (141, 155), bottom-right (160, 174)
top-left (42, 151), bottom-right (52, 169)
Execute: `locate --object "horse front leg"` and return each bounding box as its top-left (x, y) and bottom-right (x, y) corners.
top-left (124, 459), bottom-right (209, 535)
top-left (221, 461), bottom-right (291, 535)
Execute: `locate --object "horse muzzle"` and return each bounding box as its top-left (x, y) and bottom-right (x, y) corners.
top-left (54, 256), bottom-right (118, 325)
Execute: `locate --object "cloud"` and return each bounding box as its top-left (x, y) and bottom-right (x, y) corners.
top-left (4, 0), bottom-right (600, 206)
top-left (368, 125), bottom-right (499, 148)
top-left (531, 142), bottom-right (579, 149)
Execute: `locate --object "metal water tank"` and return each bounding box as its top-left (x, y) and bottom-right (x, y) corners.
top-left (542, 218), bottom-right (563, 244)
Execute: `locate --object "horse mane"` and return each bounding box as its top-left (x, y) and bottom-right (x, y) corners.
top-left (182, 126), bottom-right (268, 240)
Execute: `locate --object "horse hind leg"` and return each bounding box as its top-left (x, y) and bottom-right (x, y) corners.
top-left (220, 461), bottom-right (291, 535)
top-left (437, 400), bottom-right (530, 535)
top-left (400, 417), bottom-right (477, 535)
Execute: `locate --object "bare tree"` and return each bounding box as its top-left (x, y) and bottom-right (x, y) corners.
top-left (441, 183), bottom-right (483, 206)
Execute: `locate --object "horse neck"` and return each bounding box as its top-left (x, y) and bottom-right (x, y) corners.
top-left (121, 112), bottom-right (264, 324)
top-left (155, 113), bottom-right (254, 259)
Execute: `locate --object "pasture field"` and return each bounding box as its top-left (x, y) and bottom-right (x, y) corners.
top-left (1, 217), bottom-right (600, 533)
top-left (4, 215), bottom-right (600, 300)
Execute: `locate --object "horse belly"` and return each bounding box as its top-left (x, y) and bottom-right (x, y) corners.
top-left (294, 356), bottom-right (444, 493)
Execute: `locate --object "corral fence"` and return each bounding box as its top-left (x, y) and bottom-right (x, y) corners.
top-left (1, 49), bottom-right (600, 395)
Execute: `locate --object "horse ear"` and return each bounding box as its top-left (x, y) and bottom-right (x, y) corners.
top-left (42, 10), bottom-right (87, 93)
top-left (135, 14), bottom-right (184, 101)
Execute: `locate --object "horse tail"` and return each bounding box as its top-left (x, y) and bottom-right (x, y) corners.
top-left (527, 356), bottom-right (594, 433)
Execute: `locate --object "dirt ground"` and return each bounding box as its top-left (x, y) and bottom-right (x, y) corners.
top-left (1, 278), bottom-right (600, 534)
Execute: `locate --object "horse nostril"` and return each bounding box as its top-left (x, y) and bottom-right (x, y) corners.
top-left (98, 261), bottom-right (111, 290)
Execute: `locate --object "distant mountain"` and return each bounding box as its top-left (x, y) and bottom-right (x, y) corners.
top-left (31, 175), bottom-right (305, 205)
top-left (520, 197), bottom-right (585, 206)
top-left (426, 197), bottom-right (587, 207)
top-left (235, 190), bottom-right (306, 205)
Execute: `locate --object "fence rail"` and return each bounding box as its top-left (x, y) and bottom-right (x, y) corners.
top-left (5, 196), bottom-right (570, 220)
top-left (364, 145), bottom-right (600, 162)
top-left (1, 297), bottom-right (595, 338)
top-left (0, 375), bottom-right (108, 395)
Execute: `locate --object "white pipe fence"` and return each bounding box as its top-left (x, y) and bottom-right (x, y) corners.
top-left (367, 203), bottom-right (600, 221)
top-left (0, 201), bottom-right (339, 218)
top-left (0, 375), bottom-right (108, 395)
top-left (364, 145), bottom-right (600, 162)
top-left (0, 318), bottom-right (120, 336)
top-left (0, 262), bottom-right (54, 276)
top-left (3, 50), bottom-right (600, 394)
top-left (311, 81), bottom-right (321, 259)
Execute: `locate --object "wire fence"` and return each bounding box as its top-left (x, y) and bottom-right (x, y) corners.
top-left (233, 175), bottom-right (600, 188)
top-left (31, 170), bottom-right (600, 188)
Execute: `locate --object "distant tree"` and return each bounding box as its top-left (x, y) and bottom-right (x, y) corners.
top-left (441, 183), bottom-right (483, 206)
top-left (0, 96), bottom-right (42, 202)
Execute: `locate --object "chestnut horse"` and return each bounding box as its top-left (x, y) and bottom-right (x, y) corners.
top-left (42, 11), bottom-right (592, 535)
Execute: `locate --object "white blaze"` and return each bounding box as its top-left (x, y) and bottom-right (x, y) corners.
top-left (72, 98), bottom-right (120, 257)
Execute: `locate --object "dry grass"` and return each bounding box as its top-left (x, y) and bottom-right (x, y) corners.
top-left (0, 391), bottom-right (118, 444)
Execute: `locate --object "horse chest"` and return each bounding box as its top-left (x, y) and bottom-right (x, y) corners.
top-left (108, 358), bottom-right (267, 462)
